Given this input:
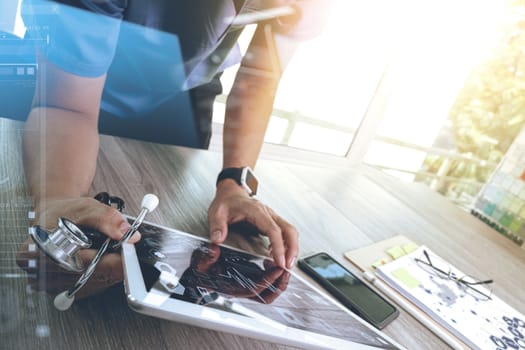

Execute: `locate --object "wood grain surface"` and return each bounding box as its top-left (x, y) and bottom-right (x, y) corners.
top-left (2, 117), bottom-right (524, 350)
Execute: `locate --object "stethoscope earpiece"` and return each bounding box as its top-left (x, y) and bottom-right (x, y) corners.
top-left (54, 290), bottom-right (75, 311)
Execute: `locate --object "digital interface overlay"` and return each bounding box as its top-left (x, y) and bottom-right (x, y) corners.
top-left (132, 221), bottom-right (399, 349)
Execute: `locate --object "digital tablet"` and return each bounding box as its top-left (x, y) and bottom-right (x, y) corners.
top-left (121, 219), bottom-right (404, 350)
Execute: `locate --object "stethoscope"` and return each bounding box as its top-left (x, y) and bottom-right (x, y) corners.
top-left (29, 192), bottom-right (159, 311)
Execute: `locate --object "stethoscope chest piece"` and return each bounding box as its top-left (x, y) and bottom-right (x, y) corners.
top-left (27, 193), bottom-right (158, 311)
top-left (29, 217), bottom-right (92, 273)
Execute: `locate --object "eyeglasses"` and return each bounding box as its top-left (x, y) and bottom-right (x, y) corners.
top-left (414, 250), bottom-right (493, 301)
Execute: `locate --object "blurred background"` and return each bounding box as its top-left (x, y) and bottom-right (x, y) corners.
top-left (3, 0), bottom-right (525, 244)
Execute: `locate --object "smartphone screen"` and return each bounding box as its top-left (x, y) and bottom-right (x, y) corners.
top-left (298, 252), bottom-right (399, 329)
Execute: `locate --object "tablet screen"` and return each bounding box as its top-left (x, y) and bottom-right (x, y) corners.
top-left (133, 221), bottom-right (398, 349)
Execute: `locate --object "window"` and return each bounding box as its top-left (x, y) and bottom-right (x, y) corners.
top-left (214, 0), bottom-right (393, 156)
top-left (215, 0), bottom-right (525, 216)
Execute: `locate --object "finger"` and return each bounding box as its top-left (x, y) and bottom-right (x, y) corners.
top-left (29, 272), bottom-right (80, 294)
top-left (77, 249), bottom-right (123, 282)
top-left (74, 198), bottom-right (131, 241)
top-left (73, 250), bottom-right (124, 299)
top-left (16, 238), bottom-right (38, 270)
top-left (244, 206), bottom-right (285, 268)
top-left (125, 229), bottom-right (142, 244)
top-left (29, 249), bottom-right (124, 297)
top-left (22, 254), bottom-right (79, 274)
top-left (269, 210), bottom-right (299, 268)
top-left (26, 258), bottom-right (86, 294)
top-left (32, 269), bottom-right (122, 300)
top-left (36, 198), bottom-right (131, 241)
top-left (208, 202), bottom-right (229, 243)
top-left (16, 239), bottom-right (78, 274)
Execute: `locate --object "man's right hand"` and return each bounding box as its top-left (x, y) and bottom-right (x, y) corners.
top-left (15, 197), bottom-right (141, 299)
top-left (29, 197), bottom-right (136, 241)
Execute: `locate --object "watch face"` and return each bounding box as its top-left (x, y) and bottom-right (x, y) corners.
top-left (243, 168), bottom-right (258, 195)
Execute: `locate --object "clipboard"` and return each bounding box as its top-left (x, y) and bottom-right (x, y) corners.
top-left (344, 236), bottom-right (468, 350)
top-left (344, 235), bottom-right (418, 274)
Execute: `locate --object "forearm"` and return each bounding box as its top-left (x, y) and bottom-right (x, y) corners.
top-left (211, 70), bottom-right (299, 268)
top-left (209, 28), bottom-right (301, 269)
top-left (222, 20), bottom-right (302, 170)
top-left (222, 70), bottom-right (278, 169)
top-left (23, 107), bottom-right (99, 202)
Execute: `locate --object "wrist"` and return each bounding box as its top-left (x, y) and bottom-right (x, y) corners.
top-left (216, 167), bottom-right (259, 197)
top-left (216, 179), bottom-right (248, 195)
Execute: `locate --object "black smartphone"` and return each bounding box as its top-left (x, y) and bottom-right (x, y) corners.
top-left (298, 252), bottom-right (399, 329)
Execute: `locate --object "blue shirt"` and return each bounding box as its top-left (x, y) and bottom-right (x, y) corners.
top-left (22, 0), bottom-right (329, 119)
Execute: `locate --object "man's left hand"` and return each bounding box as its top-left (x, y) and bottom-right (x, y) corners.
top-left (208, 180), bottom-right (298, 269)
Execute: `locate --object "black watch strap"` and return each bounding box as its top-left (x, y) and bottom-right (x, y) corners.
top-left (216, 167), bottom-right (258, 196)
top-left (216, 167), bottom-right (244, 187)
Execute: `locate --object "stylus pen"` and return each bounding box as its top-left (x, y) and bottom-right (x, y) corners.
top-left (213, 296), bottom-right (286, 332)
top-left (225, 6), bottom-right (295, 26)
top-left (362, 271), bottom-right (465, 350)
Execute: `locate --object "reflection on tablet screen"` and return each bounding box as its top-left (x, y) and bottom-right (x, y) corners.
top-left (134, 222), bottom-right (398, 349)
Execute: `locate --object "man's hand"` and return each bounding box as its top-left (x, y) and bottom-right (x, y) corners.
top-left (16, 239), bottom-right (124, 299)
top-left (207, 181), bottom-right (298, 269)
top-left (15, 197), bottom-right (140, 299)
top-left (30, 197), bottom-right (137, 241)
top-left (216, 18), bottom-right (302, 269)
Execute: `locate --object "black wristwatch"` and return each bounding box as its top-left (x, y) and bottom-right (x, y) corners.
top-left (216, 167), bottom-right (258, 196)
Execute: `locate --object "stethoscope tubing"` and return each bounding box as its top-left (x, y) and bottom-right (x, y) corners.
top-left (67, 237), bottom-right (111, 297)
top-left (65, 206), bottom-right (150, 298)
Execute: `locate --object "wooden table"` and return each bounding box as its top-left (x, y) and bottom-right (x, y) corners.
top-left (2, 117), bottom-right (524, 350)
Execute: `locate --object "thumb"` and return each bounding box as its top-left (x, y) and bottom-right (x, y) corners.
top-left (76, 205), bottom-right (131, 242)
top-left (208, 205), bottom-right (228, 244)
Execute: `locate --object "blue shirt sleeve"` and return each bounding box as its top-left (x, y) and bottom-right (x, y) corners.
top-left (22, 0), bottom-right (124, 77)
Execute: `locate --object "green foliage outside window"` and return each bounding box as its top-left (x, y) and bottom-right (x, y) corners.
top-left (417, 0), bottom-right (525, 204)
